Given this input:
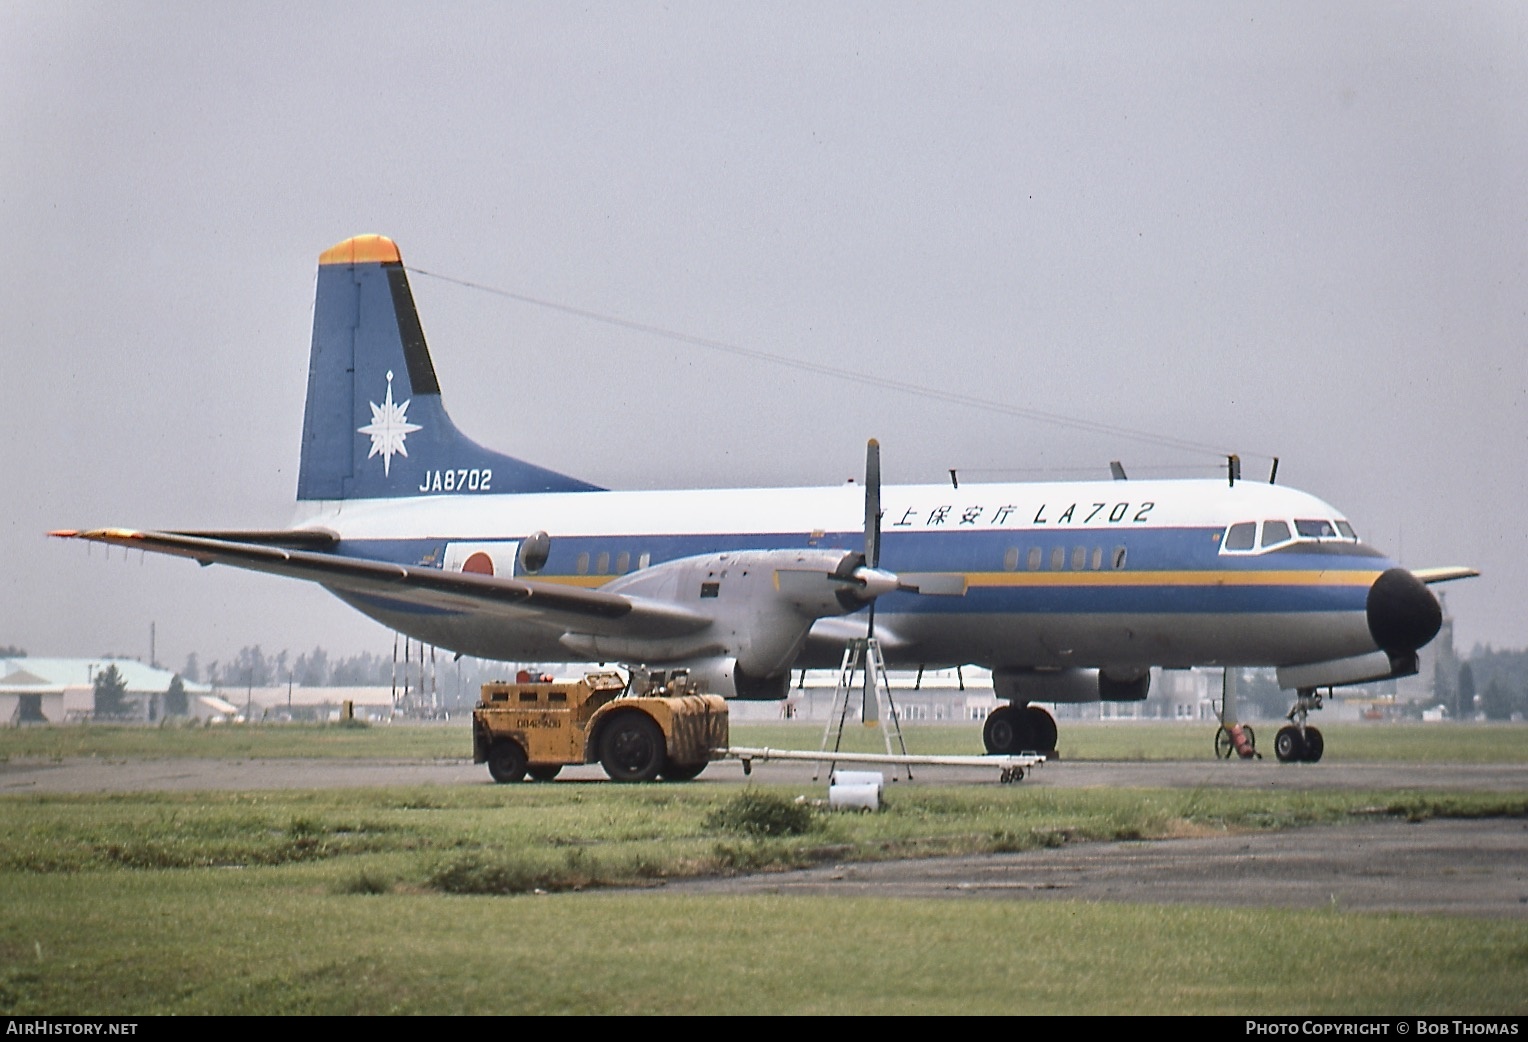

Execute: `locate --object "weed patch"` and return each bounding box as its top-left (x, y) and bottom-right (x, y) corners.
top-left (705, 791), bottom-right (816, 837)
top-left (333, 869), bottom-right (394, 895)
top-left (427, 853), bottom-right (560, 895)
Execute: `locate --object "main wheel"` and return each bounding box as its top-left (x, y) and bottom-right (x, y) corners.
top-left (1274, 725), bottom-right (1305, 763)
top-left (1023, 706), bottom-right (1058, 754)
top-left (527, 764), bottom-right (562, 782)
top-left (599, 713), bottom-right (665, 783)
top-left (659, 759), bottom-right (707, 782)
top-left (983, 705), bottom-right (1033, 755)
top-left (1301, 726), bottom-right (1324, 763)
top-left (486, 739), bottom-right (528, 784)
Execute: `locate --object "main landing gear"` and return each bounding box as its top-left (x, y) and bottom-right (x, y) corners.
top-left (983, 704), bottom-right (1058, 756)
top-left (1274, 687), bottom-right (1325, 763)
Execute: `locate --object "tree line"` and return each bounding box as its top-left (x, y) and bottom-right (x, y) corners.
top-left (175, 644), bottom-right (514, 705)
top-left (178, 646), bottom-right (431, 688)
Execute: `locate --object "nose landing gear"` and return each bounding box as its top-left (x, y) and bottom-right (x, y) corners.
top-left (1275, 687), bottom-right (1326, 763)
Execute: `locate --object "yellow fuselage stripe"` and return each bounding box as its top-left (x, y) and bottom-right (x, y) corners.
top-left (536, 569), bottom-right (1381, 590)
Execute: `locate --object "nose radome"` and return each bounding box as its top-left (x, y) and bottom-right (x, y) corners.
top-left (1366, 568), bottom-right (1442, 655)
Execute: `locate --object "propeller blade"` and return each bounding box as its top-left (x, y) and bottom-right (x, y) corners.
top-left (864, 438), bottom-right (883, 639)
top-left (773, 565), bottom-right (900, 600)
top-left (864, 438), bottom-right (881, 569)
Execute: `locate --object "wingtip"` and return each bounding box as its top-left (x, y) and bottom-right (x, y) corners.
top-left (51, 527), bottom-right (144, 542)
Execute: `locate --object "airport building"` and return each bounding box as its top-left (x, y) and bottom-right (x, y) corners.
top-left (0, 658), bottom-right (220, 724)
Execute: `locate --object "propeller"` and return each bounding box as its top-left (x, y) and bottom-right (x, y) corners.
top-left (864, 438), bottom-right (881, 570)
top-left (770, 438), bottom-right (902, 613)
top-left (863, 438), bottom-right (883, 639)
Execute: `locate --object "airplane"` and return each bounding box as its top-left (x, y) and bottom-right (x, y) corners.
top-left (55, 234), bottom-right (1477, 765)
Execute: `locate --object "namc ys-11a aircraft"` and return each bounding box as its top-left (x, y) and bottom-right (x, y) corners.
top-left (56, 235), bottom-right (1477, 763)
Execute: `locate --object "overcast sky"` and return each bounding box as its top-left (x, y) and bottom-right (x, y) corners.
top-left (3, 1), bottom-right (1524, 672)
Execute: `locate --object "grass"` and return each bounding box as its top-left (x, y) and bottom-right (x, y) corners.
top-left (0, 720), bottom-right (467, 762)
top-left (2, 719), bottom-right (1524, 764)
top-left (0, 784), bottom-right (1523, 1014)
top-left (0, 788), bottom-right (1521, 1008)
top-left (3, 878), bottom-right (1523, 1015)
top-left (3, 785), bottom-right (1523, 880)
top-left (1, 722), bottom-right (1525, 1013)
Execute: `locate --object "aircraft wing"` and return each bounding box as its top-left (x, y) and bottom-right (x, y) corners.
top-left (52, 528), bottom-right (711, 639)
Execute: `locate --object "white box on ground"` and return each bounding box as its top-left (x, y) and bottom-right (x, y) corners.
top-left (829, 770), bottom-right (884, 811)
top-left (830, 770), bottom-right (884, 791)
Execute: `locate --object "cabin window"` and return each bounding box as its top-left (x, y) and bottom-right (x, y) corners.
top-left (1071, 546), bottom-right (1086, 570)
top-left (616, 551), bottom-right (631, 573)
top-left (1003, 547), bottom-right (1019, 571)
top-left (576, 552), bottom-right (590, 575)
top-left (638, 552), bottom-right (652, 569)
top-left (1112, 546), bottom-right (1127, 569)
top-left (596, 551), bottom-right (610, 574)
top-left (1027, 547), bottom-right (1042, 570)
top-left (1224, 522), bottom-right (1257, 551)
top-left (1050, 546), bottom-right (1065, 571)
top-left (1091, 547), bottom-right (1103, 570)
top-left (1261, 520), bottom-right (1291, 548)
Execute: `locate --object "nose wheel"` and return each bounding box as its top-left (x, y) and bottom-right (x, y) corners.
top-left (1275, 688), bottom-right (1326, 763)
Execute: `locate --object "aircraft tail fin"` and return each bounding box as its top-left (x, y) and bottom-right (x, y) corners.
top-left (297, 234), bottom-right (602, 500)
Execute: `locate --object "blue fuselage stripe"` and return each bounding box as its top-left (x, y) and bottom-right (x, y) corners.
top-left (330, 526), bottom-right (1385, 618)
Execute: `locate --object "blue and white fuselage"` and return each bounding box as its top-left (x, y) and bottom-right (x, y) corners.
top-left (301, 478), bottom-right (1395, 677)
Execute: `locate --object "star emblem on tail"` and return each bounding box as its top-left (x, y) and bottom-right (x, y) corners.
top-left (357, 370), bottom-right (422, 476)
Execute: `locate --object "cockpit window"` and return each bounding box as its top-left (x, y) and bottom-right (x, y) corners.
top-left (1261, 520), bottom-right (1292, 548)
top-left (1224, 522), bottom-right (1256, 551)
top-left (1224, 516), bottom-right (1363, 556)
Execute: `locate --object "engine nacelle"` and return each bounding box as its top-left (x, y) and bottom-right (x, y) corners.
top-left (992, 666), bottom-right (1152, 703)
top-left (679, 657), bottom-right (791, 701)
top-left (595, 548), bottom-right (879, 679)
top-left (1098, 668), bottom-right (1151, 702)
top-left (992, 667), bottom-right (1100, 704)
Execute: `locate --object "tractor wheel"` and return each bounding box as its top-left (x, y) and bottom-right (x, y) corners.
top-left (599, 713), bottom-right (665, 783)
top-left (487, 740), bottom-right (528, 784)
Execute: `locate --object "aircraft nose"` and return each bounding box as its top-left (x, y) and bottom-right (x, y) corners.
top-left (1366, 568), bottom-right (1442, 655)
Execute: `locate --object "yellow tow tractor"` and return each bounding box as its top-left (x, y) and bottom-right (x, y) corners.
top-left (471, 669), bottom-right (729, 783)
